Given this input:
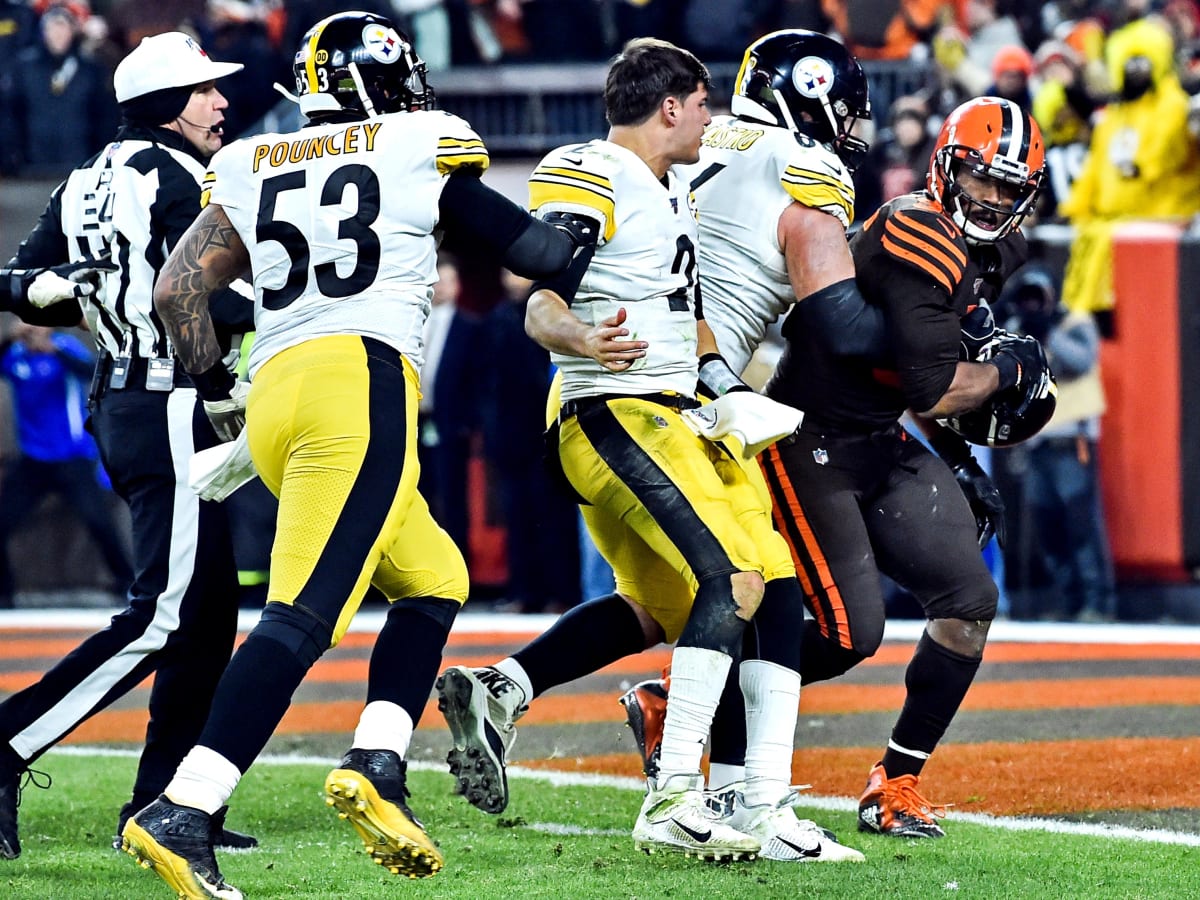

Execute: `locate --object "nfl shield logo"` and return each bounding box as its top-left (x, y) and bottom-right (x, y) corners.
top-left (813, 448), bottom-right (829, 465)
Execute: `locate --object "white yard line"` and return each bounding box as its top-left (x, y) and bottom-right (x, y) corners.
top-left (4, 608), bottom-right (1200, 644)
top-left (45, 745), bottom-right (1200, 847)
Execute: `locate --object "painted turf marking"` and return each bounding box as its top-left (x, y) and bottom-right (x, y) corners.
top-left (5, 608), bottom-right (1200, 644)
top-left (46, 745), bottom-right (1200, 847)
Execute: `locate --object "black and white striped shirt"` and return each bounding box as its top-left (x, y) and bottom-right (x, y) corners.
top-left (8, 123), bottom-right (251, 358)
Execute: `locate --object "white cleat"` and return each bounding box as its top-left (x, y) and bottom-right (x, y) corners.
top-left (632, 773), bottom-right (759, 862)
top-left (727, 789), bottom-right (865, 862)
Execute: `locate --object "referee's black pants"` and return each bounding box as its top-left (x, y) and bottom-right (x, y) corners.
top-left (0, 384), bottom-right (240, 811)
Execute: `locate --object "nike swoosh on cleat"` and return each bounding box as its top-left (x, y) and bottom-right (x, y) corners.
top-left (776, 837), bottom-right (821, 858)
top-left (671, 818), bottom-right (712, 842)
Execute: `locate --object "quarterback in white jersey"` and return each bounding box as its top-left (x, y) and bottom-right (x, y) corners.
top-left (530, 139), bottom-right (701, 401)
top-left (124, 12), bottom-right (580, 896)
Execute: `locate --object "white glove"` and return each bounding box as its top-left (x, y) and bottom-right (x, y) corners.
top-left (682, 392), bottom-right (804, 459)
top-left (202, 379), bottom-right (251, 442)
top-left (188, 429), bottom-right (257, 501)
top-left (25, 257), bottom-right (115, 308)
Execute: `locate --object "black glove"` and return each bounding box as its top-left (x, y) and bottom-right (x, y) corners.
top-left (989, 333), bottom-right (1050, 414)
top-left (952, 456), bottom-right (1007, 549)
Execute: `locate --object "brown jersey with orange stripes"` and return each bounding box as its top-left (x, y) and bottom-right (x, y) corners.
top-left (766, 191), bottom-right (1027, 432)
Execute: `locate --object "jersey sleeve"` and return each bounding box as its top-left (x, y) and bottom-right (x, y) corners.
top-left (202, 143), bottom-right (243, 211)
top-left (528, 147), bottom-right (616, 243)
top-left (877, 204), bottom-right (969, 296)
top-left (780, 141), bottom-right (856, 228)
top-left (435, 114), bottom-right (489, 176)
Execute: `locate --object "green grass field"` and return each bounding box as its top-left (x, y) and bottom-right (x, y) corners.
top-left (2, 750), bottom-right (1193, 900)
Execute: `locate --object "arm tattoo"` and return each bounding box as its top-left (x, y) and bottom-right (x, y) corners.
top-left (154, 204), bottom-right (250, 373)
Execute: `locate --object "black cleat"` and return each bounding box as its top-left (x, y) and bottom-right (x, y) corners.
top-left (121, 795), bottom-right (242, 899)
top-left (115, 802), bottom-right (258, 852)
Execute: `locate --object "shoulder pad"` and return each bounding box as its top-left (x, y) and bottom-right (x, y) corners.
top-left (435, 115), bottom-right (488, 176)
top-left (877, 203), bottom-right (969, 295)
top-left (780, 141), bottom-right (854, 227)
top-left (529, 144), bottom-right (616, 242)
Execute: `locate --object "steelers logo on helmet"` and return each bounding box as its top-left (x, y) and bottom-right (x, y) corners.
top-left (792, 56), bottom-right (835, 99)
top-left (362, 23), bottom-right (405, 64)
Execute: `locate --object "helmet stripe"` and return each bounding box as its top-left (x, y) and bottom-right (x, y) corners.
top-left (304, 21), bottom-right (327, 96)
top-left (998, 98), bottom-right (1028, 163)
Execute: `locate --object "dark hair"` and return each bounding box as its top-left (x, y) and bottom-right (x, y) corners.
top-left (604, 38), bottom-right (710, 127)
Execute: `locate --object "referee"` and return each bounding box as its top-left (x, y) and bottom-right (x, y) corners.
top-left (0, 32), bottom-right (256, 858)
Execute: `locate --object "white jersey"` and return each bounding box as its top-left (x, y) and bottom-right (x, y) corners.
top-left (205, 109), bottom-right (488, 377)
top-left (529, 140), bottom-right (700, 403)
top-left (677, 115), bottom-right (856, 374)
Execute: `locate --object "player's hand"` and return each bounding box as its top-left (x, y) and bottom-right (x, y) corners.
top-left (24, 256), bottom-right (116, 308)
top-left (951, 456), bottom-right (1007, 549)
top-left (990, 334), bottom-right (1051, 414)
top-left (587, 307), bottom-right (648, 372)
top-left (202, 379), bottom-right (251, 442)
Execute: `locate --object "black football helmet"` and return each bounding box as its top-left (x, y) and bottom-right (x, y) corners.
top-left (293, 11), bottom-right (432, 120)
top-left (946, 335), bottom-right (1058, 447)
top-left (731, 30), bottom-right (872, 170)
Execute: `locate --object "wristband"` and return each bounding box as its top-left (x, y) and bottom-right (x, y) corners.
top-left (989, 351), bottom-right (1020, 392)
top-left (189, 361), bottom-right (236, 401)
top-left (698, 353), bottom-right (751, 397)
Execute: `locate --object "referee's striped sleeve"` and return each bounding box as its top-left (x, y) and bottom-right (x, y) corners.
top-left (529, 163), bottom-right (617, 242)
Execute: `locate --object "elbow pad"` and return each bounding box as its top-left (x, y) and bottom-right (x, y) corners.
top-left (790, 278), bottom-right (886, 357)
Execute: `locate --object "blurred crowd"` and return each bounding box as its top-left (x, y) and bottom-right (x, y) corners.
top-left (6, 0), bottom-right (1200, 620)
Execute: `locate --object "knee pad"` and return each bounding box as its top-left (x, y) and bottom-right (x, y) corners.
top-left (254, 602), bottom-right (332, 669)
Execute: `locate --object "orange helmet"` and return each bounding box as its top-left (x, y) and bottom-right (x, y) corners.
top-left (927, 97), bottom-right (1046, 243)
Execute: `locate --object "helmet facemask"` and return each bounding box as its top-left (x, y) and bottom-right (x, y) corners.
top-left (934, 145), bottom-right (1044, 244)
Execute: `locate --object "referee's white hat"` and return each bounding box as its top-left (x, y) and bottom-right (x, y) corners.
top-left (114, 32), bottom-right (243, 103)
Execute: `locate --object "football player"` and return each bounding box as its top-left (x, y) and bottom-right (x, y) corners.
top-left (437, 36), bottom-right (865, 864)
top-left (624, 39), bottom-right (1055, 841)
top-left (119, 12), bottom-right (584, 896)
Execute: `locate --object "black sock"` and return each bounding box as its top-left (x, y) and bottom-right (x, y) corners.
top-left (198, 633), bottom-right (310, 773)
top-left (882, 632), bottom-right (982, 779)
top-left (513, 593), bottom-right (644, 697)
top-left (751, 577), bottom-right (805, 672)
top-left (708, 652), bottom-right (746, 767)
top-left (367, 602), bottom-right (454, 728)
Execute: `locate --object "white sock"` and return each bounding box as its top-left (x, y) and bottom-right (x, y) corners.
top-left (352, 701), bottom-right (414, 757)
top-left (165, 746), bottom-right (242, 815)
top-left (707, 762), bottom-right (746, 791)
top-left (740, 659), bottom-right (801, 808)
top-left (656, 646), bottom-right (732, 781)
top-left (491, 657), bottom-right (533, 703)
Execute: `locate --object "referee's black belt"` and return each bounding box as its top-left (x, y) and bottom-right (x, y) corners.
top-left (559, 391), bottom-right (701, 423)
top-left (92, 354), bottom-right (191, 397)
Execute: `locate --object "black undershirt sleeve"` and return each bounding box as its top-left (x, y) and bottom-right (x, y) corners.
top-left (438, 171), bottom-right (576, 279)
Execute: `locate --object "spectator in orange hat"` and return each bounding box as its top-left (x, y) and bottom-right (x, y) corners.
top-left (989, 43), bottom-right (1035, 110)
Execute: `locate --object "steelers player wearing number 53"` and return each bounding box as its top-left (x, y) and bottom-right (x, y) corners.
top-left (119, 11), bottom-right (584, 897)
